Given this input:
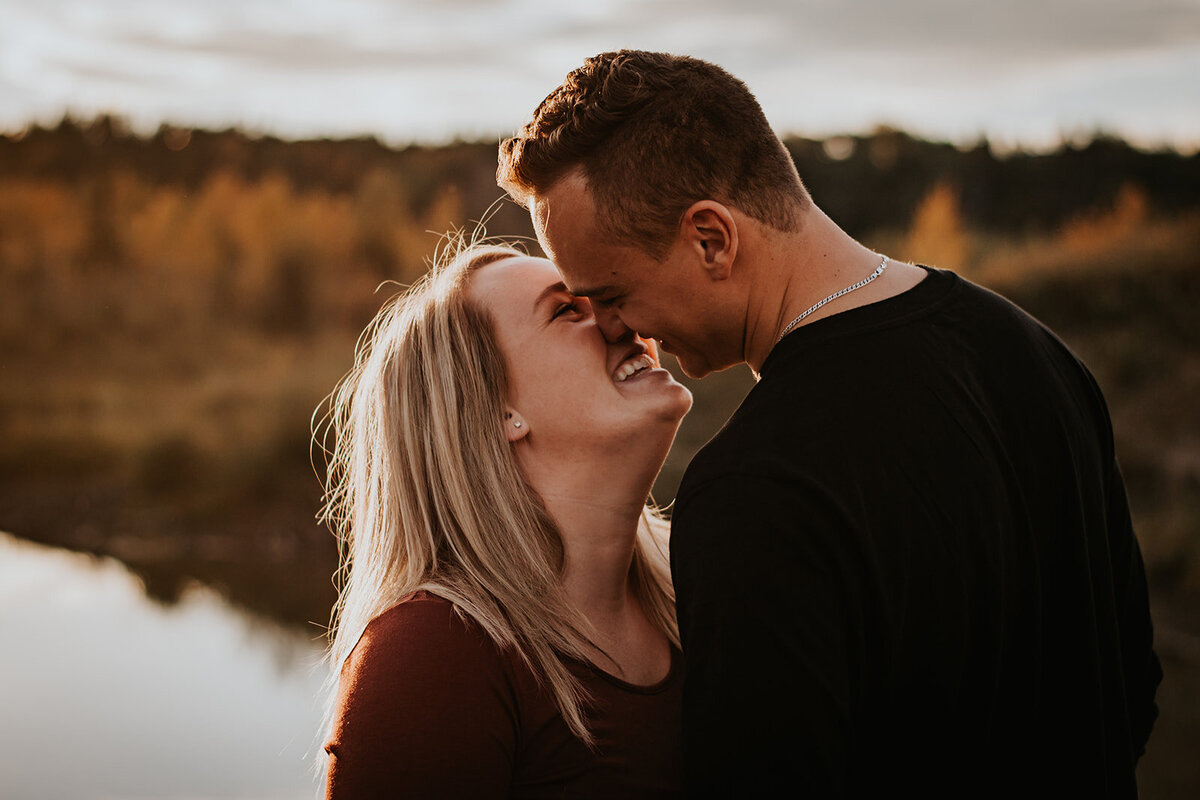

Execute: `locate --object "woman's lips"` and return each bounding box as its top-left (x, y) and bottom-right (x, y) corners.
top-left (613, 353), bottom-right (655, 382)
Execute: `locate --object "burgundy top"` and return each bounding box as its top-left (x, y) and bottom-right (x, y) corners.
top-left (325, 592), bottom-right (683, 799)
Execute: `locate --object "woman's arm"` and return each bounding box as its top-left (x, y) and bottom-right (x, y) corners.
top-left (325, 595), bottom-right (519, 799)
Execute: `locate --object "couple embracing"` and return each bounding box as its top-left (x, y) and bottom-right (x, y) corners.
top-left (319, 51), bottom-right (1160, 798)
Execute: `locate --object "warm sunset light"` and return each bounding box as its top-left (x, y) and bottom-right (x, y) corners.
top-left (1, 5), bottom-right (1197, 799)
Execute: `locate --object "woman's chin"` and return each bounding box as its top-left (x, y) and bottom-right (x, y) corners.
top-left (658, 383), bottom-right (694, 423)
top-left (607, 403), bottom-right (689, 456)
top-left (642, 390), bottom-right (693, 450)
top-left (675, 385), bottom-right (694, 416)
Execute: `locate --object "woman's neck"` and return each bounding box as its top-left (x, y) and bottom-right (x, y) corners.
top-left (519, 434), bottom-right (664, 614)
top-left (522, 450), bottom-right (673, 678)
top-left (514, 429), bottom-right (678, 680)
top-left (547, 490), bottom-right (672, 684)
top-left (537, 485), bottom-right (644, 619)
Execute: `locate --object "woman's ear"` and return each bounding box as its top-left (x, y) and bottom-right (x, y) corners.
top-left (505, 410), bottom-right (530, 443)
top-left (681, 201), bottom-right (738, 281)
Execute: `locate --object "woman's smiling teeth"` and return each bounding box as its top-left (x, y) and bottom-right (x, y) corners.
top-left (614, 353), bottom-right (655, 383)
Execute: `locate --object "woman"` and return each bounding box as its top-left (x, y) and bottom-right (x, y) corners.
top-left (318, 240), bottom-right (693, 797)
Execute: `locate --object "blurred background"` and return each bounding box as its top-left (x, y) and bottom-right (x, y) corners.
top-left (0, 1), bottom-right (1197, 798)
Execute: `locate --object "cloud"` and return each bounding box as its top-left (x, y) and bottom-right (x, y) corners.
top-left (0, 0), bottom-right (1196, 147)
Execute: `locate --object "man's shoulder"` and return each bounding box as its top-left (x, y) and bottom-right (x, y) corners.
top-left (676, 351), bottom-right (865, 496)
top-left (674, 385), bottom-right (836, 520)
top-left (675, 385), bottom-right (789, 494)
top-left (675, 270), bottom-right (1102, 503)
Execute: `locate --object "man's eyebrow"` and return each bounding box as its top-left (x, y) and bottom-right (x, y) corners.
top-left (533, 281), bottom-right (569, 312)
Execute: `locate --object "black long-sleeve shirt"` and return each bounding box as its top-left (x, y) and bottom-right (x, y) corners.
top-left (672, 266), bottom-right (1161, 798)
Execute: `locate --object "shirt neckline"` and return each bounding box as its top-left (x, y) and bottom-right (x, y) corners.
top-left (760, 265), bottom-right (960, 378)
top-left (579, 645), bottom-right (682, 695)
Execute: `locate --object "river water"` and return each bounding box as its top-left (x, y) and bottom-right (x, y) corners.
top-left (3, 528), bottom-right (1196, 798)
top-left (0, 531), bottom-right (328, 800)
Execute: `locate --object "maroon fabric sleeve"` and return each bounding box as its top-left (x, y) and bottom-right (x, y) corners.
top-left (325, 594), bottom-right (519, 799)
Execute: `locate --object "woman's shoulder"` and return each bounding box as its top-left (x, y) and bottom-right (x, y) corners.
top-left (328, 592), bottom-right (527, 796)
top-left (362, 590), bottom-right (473, 637)
top-left (349, 590), bottom-right (511, 679)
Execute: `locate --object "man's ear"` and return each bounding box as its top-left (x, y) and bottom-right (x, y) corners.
top-left (680, 201), bottom-right (738, 281)
top-left (505, 410), bottom-right (530, 443)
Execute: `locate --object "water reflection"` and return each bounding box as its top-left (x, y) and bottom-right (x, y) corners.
top-left (0, 531), bottom-right (326, 800)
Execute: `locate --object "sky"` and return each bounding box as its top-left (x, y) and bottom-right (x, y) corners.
top-left (1, 0), bottom-right (1198, 151)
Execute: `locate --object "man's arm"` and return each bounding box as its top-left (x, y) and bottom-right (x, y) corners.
top-left (1106, 458), bottom-right (1162, 760)
top-left (1080, 361), bottom-right (1162, 760)
top-left (672, 472), bottom-right (869, 796)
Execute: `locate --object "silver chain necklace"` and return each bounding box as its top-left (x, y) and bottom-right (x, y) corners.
top-left (776, 254), bottom-right (889, 343)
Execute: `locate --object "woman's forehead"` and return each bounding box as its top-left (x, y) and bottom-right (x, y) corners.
top-left (470, 256), bottom-right (560, 307)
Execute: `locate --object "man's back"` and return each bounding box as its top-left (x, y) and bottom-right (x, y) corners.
top-left (671, 267), bottom-right (1161, 797)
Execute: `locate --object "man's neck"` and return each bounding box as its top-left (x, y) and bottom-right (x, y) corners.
top-left (742, 206), bottom-right (923, 375)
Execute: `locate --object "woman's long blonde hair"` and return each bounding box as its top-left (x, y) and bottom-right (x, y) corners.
top-left (315, 237), bottom-right (678, 759)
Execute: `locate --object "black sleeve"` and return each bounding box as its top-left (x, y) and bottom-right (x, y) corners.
top-left (1106, 458), bottom-right (1162, 760)
top-left (1080, 362), bottom-right (1161, 760)
top-left (671, 472), bottom-right (868, 797)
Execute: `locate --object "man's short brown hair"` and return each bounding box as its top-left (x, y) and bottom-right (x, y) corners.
top-left (498, 50), bottom-right (809, 260)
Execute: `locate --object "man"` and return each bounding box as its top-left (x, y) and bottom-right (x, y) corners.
top-left (498, 51), bottom-right (1160, 797)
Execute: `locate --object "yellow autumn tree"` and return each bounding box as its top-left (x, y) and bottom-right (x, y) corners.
top-left (903, 181), bottom-right (971, 271)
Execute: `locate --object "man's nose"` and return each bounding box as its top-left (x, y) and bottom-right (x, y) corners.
top-left (594, 304), bottom-right (632, 344)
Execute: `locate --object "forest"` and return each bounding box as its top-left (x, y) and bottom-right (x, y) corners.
top-left (1, 115), bottom-right (1197, 677)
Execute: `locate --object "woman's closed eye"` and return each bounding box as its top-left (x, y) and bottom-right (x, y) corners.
top-left (551, 297), bottom-right (591, 321)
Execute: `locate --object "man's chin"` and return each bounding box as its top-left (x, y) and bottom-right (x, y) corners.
top-left (676, 348), bottom-right (749, 380)
top-left (674, 352), bottom-right (714, 380)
